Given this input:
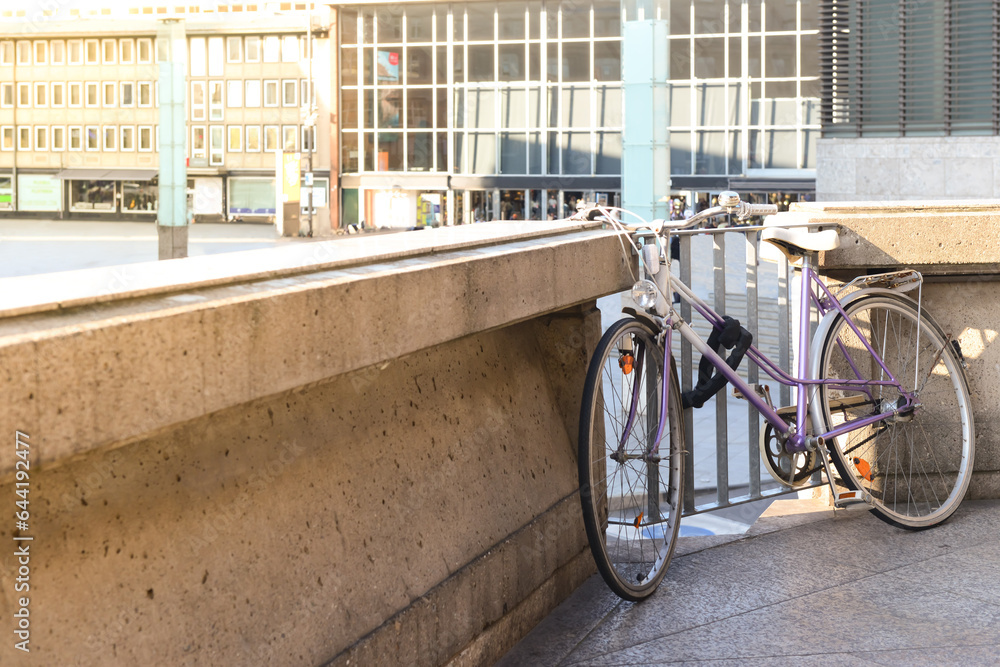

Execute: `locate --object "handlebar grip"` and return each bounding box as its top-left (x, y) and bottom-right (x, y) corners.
top-left (741, 203), bottom-right (778, 218)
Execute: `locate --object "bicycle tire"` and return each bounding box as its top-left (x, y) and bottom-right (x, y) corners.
top-left (578, 317), bottom-right (684, 600)
top-left (817, 294), bottom-right (975, 529)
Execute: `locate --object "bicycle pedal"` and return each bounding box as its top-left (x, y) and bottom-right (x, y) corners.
top-left (833, 489), bottom-right (871, 508)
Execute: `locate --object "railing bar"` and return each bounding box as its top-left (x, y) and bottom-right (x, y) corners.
top-left (778, 254), bottom-right (792, 408)
top-left (684, 481), bottom-right (824, 517)
top-left (714, 233), bottom-right (729, 506)
top-left (680, 233), bottom-right (696, 514)
top-left (745, 231), bottom-right (761, 499)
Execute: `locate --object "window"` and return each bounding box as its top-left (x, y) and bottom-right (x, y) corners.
top-left (208, 37), bottom-right (224, 76)
top-left (1, 83), bottom-right (12, 108)
top-left (264, 80), bottom-right (279, 107)
top-left (52, 126), bottom-right (65, 151)
top-left (282, 35), bottom-right (298, 62)
top-left (0, 41), bottom-right (12, 66)
top-left (50, 40), bottom-right (65, 65)
top-left (120, 39), bottom-right (134, 64)
top-left (121, 82), bottom-right (134, 107)
top-left (102, 39), bottom-right (117, 64)
top-left (192, 125), bottom-right (206, 159)
top-left (34, 82), bottom-right (46, 107)
top-left (190, 37), bottom-right (206, 76)
top-left (227, 36), bottom-right (242, 63)
top-left (103, 126), bottom-right (117, 151)
top-left (227, 80), bottom-right (242, 107)
top-left (302, 126), bottom-right (316, 152)
top-left (282, 79), bottom-right (297, 107)
top-left (17, 42), bottom-right (30, 65)
top-left (245, 36), bottom-right (261, 62)
top-left (245, 80), bottom-right (261, 107)
top-left (69, 126), bottom-right (83, 151)
top-left (191, 81), bottom-right (206, 120)
top-left (68, 40), bottom-right (83, 65)
top-left (85, 39), bottom-right (99, 64)
top-left (263, 36), bottom-right (280, 62)
top-left (34, 41), bottom-right (47, 65)
top-left (246, 125), bottom-right (261, 152)
top-left (138, 81), bottom-right (152, 107)
top-left (69, 82), bottom-right (82, 107)
top-left (138, 125), bottom-right (153, 152)
top-left (138, 38), bottom-right (152, 64)
top-left (86, 126), bottom-right (99, 151)
top-left (210, 125), bottom-right (224, 165)
top-left (228, 125), bottom-right (243, 151)
top-left (264, 125), bottom-right (280, 151)
top-left (282, 125), bottom-right (297, 151)
top-left (17, 127), bottom-right (30, 151)
top-left (156, 37), bottom-right (169, 63)
top-left (51, 82), bottom-right (64, 107)
top-left (121, 126), bottom-right (135, 151)
top-left (103, 82), bottom-right (116, 107)
top-left (34, 126), bottom-right (47, 151)
top-left (209, 80), bottom-right (224, 120)
top-left (17, 83), bottom-right (29, 107)
top-left (1, 127), bottom-right (12, 151)
top-left (85, 82), bottom-right (99, 107)
top-left (301, 79), bottom-right (314, 108)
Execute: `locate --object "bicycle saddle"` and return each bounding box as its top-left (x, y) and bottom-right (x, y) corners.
top-left (760, 212), bottom-right (840, 262)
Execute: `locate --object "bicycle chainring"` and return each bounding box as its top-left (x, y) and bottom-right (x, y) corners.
top-left (760, 416), bottom-right (820, 489)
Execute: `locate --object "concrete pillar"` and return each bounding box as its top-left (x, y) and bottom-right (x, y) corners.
top-left (156, 20), bottom-right (188, 260)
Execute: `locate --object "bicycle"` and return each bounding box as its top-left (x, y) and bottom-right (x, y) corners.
top-left (573, 192), bottom-right (976, 601)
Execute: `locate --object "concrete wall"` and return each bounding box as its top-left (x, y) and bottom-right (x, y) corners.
top-left (816, 137), bottom-right (1000, 201)
top-left (799, 200), bottom-right (1000, 498)
top-left (0, 222), bottom-right (632, 665)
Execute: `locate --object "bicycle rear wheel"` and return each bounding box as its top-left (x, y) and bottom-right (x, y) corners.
top-left (817, 294), bottom-right (975, 529)
top-left (579, 317), bottom-right (684, 601)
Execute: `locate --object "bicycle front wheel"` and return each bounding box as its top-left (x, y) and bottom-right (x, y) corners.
top-left (579, 318), bottom-right (684, 601)
top-left (817, 294), bottom-right (975, 529)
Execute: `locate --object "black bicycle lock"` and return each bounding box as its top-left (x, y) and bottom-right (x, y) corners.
top-left (682, 316), bottom-right (753, 410)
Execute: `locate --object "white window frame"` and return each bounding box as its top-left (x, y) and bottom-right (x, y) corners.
top-left (245, 125), bottom-right (262, 152)
top-left (68, 39), bottom-right (83, 65)
top-left (281, 35), bottom-right (298, 62)
top-left (263, 36), bottom-right (280, 63)
top-left (301, 126), bottom-right (317, 153)
top-left (208, 37), bottom-right (224, 76)
top-left (138, 81), bottom-right (153, 108)
top-left (50, 40), bottom-right (65, 65)
top-left (103, 81), bottom-right (116, 108)
top-left (52, 126), bottom-right (65, 151)
top-left (226, 80), bottom-right (242, 108)
top-left (282, 125), bottom-right (298, 151)
top-left (102, 38), bottom-right (117, 65)
top-left (190, 36), bottom-right (206, 76)
top-left (17, 82), bottom-right (30, 108)
top-left (85, 82), bottom-right (99, 108)
top-left (103, 125), bottom-right (117, 151)
top-left (245, 36), bottom-right (261, 63)
top-left (227, 36), bottom-right (242, 63)
top-left (17, 126), bottom-right (31, 151)
top-left (137, 37), bottom-right (153, 64)
top-left (209, 80), bottom-right (224, 121)
top-left (156, 37), bottom-right (168, 63)
top-left (120, 38), bottom-right (135, 64)
top-left (263, 79), bottom-right (279, 107)
top-left (282, 79), bottom-right (297, 107)
top-left (68, 125), bottom-right (83, 151)
top-left (0, 126), bottom-right (13, 151)
top-left (51, 81), bottom-right (65, 108)
top-left (227, 125), bottom-right (243, 152)
top-left (301, 79), bottom-right (314, 108)
top-left (120, 125), bottom-right (135, 151)
top-left (138, 125), bottom-right (153, 152)
top-left (85, 125), bottom-right (99, 151)
top-left (34, 125), bottom-right (47, 151)
top-left (68, 81), bottom-right (82, 108)
top-left (33, 40), bottom-right (47, 66)
top-left (264, 124), bottom-right (280, 152)
top-left (245, 80), bottom-right (261, 107)
top-left (210, 125), bottom-right (225, 166)
top-left (120, 81), bottom-right (135, 108)
top-left (192, 125), bottom-right (207, 159)
top-left (191, 81), bottom-right (206, 121)
top-left (85, 39), bottom-right (99, 65)
top-left (0, 41), bottom-right (13, 66)
top-left (0, 83), bottom-right (12, 109)
top-left (16, 41), bottom-right (30, 65)
top-left (33, 82), bottom-right (47, 108)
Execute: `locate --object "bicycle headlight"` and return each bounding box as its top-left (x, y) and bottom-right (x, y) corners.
top-left (631, 280), bottom-right (659, 310)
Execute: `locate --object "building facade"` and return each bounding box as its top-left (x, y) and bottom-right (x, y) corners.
top-left (816, 0), bottom-right (1000, 200)
top-left (0, 3), bottom-right (333, 228)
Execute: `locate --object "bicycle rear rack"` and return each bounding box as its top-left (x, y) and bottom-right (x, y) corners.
top-left (832, 269), bottom-right (922, 299)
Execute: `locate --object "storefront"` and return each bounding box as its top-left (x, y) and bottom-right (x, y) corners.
top-left (228, 176), bottom-right (277, 220)
top-left (0, 175), bottom-right (13, 211)
top-left (55, 168), bottom-right (159, 218)
top-left (17, 174), bottom-right (62, 212)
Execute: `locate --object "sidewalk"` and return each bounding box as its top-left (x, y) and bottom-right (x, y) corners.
top-left (499, 498), bottom-right (1000, 665)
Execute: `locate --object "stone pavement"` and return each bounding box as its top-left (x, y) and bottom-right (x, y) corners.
top-left (499, 497), bottom-right (1000, 665)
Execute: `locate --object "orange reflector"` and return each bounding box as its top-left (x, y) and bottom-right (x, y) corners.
top-left (620, 353), bottom-right (634, 375)
top-left (852, 457), bottom-right (873, 482)
top-left (633, 511), bottom-right (644, 529)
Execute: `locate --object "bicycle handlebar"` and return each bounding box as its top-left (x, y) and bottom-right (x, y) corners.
top-left (571, 190), bottom-right (778, 234)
